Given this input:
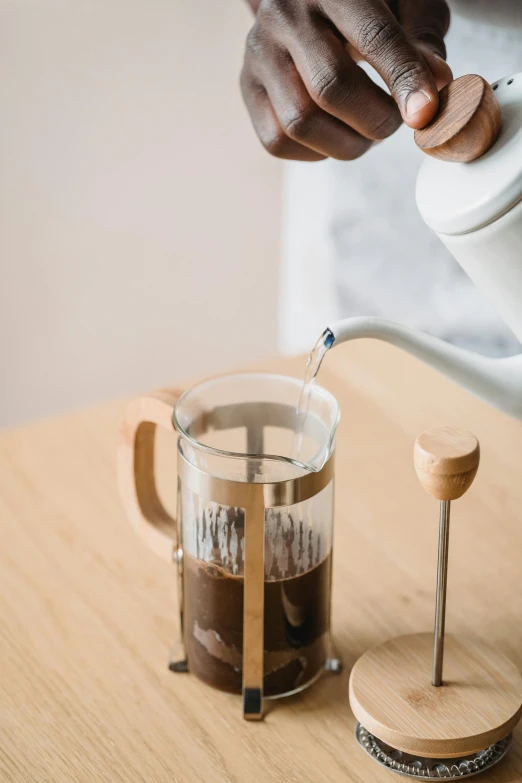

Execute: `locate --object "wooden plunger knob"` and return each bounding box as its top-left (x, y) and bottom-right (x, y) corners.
top-left (414, 426), bottom-right (480, 501)
top-left (414, 75), bottom-right (502, 163)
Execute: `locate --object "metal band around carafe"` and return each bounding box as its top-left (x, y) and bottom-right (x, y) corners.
top-left (177, 445), bottom-right (334, 720)
top-left (177, 447), bottom-right (334, 508)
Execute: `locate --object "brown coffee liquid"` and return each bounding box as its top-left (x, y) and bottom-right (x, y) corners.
top-left (183, 552), bottom-right (331, 696)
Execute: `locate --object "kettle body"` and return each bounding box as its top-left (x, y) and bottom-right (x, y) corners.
top-left (441, 199), bottom-right (522, 344)
top-left (326, 73), bottom-right (522, 422)
top-left (416, 72), bottom-right (522, 344)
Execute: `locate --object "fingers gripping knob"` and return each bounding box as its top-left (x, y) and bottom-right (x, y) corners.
top-left (414, 426), bottom-right (480, 501)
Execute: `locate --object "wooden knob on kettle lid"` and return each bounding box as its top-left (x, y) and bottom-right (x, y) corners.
top-left (414, 426), bottom-right (480, 501)
top-left (414, 75), bottom-right (502, 163)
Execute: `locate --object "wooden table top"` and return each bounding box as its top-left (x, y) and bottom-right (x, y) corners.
top-left (2, 341), bottom-right (522, 782)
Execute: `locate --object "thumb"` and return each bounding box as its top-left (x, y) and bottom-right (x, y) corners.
top-left (416, 43), bottom-right (453, 92)
top-left (399, 0), bottom-right (453, 100)
top-left (333, 2), bottom-right (442, 131)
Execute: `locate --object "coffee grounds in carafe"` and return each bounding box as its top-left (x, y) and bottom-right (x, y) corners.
top-left (183, 551), bottom-right (332, 696)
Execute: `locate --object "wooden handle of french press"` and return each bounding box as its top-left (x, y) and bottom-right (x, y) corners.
top-left (415, 74), bottom-right (502, 163)
top-left (414, 426), bottom-right (480, 501)
top-left (118, 388), bottom-right (183, 561)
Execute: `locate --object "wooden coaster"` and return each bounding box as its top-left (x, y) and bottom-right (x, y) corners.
top-left (349, 633), bottom-right (522, 759)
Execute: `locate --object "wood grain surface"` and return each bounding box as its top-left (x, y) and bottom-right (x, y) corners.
top-left (415, 75), bottom-right (502, 163)
top-left (349, 632), bottom-right (522, 758)
top-left (414, 426), bottom-right (480, 501)
top-left (2, 341), bottom-right (522, 782)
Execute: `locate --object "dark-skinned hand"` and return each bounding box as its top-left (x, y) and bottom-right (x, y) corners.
top-left (241, 0), bottom-right (453, 161)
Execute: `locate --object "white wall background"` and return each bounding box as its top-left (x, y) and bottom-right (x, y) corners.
top-left (0, 0), bottom-right (282, 427)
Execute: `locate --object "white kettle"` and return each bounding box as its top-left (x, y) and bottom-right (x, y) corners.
top-left (327, 72), bottom-right (522, 421)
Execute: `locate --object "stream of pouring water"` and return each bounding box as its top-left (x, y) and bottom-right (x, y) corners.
top-left (292, 328), bottom-right (335, 463)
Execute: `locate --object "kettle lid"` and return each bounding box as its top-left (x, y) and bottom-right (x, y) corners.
top-left (416, 73), bottom-right (522, 236)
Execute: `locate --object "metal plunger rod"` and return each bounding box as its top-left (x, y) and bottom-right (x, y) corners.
top-left (432, 499), bottom-right (451, 686)
top-left (413, 427), bottom-right (480, 688)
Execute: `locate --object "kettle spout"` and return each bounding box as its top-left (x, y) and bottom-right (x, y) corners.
top-left (328, 317), bottom-right (522, 422)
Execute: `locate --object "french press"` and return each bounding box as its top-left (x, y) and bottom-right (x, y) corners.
top-left (118, 373), bottom-right (342, 720)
